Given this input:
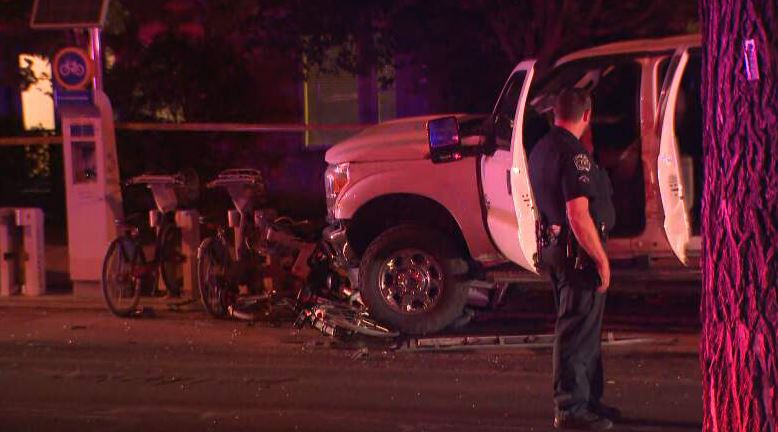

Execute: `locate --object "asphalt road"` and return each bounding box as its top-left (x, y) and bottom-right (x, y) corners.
top-left (0, 297), bottom-right (702, 432)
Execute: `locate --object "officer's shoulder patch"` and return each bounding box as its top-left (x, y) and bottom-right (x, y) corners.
top-left (573, 153), bottom-right (591, 172)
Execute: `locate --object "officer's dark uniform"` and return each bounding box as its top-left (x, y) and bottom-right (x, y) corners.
top-left (528, 126), bottom-right (615, 416)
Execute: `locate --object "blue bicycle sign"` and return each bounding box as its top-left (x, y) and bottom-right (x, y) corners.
top-left (53, 47), bottom-right (93, 90)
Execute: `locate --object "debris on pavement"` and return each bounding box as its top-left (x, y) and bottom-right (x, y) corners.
top-left (350, 347), bottom-right (369, 360)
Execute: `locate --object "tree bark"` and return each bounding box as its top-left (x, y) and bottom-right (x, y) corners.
top-left (700, 1), bottom-right (778, 431)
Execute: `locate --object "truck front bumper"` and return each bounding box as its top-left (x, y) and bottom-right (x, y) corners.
top-left (322, 223), bottom-right (358, 270)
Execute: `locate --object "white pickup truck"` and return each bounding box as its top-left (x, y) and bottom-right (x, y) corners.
top-left (322, 34), bottom-right (703, 334)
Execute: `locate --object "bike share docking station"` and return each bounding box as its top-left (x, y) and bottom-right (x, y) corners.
top-left (127, 173), bottom-right (202, 300)
top-left (34, 1), bottom-right (200, 298)
top-left (30, 1), bottom-right (121, 297)
top-left (0, 208), bottom-right (45, 296)
top-left (61, 112), bottom-right (202, 298)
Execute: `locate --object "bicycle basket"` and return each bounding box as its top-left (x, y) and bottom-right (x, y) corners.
top-left (210, 169), bottom-right (266, 213)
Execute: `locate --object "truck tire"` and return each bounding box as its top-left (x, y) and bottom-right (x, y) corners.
top-left (359, 224), bottom-right (468, 335)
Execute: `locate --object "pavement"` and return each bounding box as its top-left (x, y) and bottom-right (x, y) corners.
top-left (0, 293), bottom-right (702, 432)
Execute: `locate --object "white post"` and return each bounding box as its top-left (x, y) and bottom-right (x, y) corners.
top-left (0, 208), bottom-right (17, 296)
top-left (175, 210), bottom-right (200, 300)
top-left (15, 208), bottom-right (46, 296)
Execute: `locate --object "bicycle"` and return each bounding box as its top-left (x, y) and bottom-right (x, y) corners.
top-left (197, 168), bottom-right (398, 338)
top-left (59, 60), bottom-right (85, 78)
top-left (101, 170), bottom-right (199, 317)
top-left (197, 169), bottom-right (270, 318)
top-left (295, 296), bottom-right (399, 338)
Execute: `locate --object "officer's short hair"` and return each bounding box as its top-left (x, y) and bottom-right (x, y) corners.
top-left (554, 88), bottom-right (592, 122)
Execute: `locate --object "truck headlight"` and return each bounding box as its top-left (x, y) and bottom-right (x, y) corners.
top-left (324, 163), bottom-right (349, 217)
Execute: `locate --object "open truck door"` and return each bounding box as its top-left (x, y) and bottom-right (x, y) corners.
top-left (480, 60), bottom-right (539, 273)
top-left (657, 48), bottom-right (692, 264)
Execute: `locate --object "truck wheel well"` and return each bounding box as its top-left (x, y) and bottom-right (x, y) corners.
top-left (347, 194), bottom-right (470, 259)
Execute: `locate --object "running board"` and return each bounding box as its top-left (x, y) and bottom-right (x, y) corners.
top-left (398, 332), bottom-right (672, 352)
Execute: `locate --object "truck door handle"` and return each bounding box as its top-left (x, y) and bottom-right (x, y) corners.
top-left (506, 170), bottom-right (512, 196)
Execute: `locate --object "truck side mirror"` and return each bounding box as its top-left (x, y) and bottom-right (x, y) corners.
top-left (427, 116), bottom-right (463, 163)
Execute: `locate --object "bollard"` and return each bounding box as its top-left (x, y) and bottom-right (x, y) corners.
top-left (175, 209), bottom-right (200, 299)
top-left (0, 208), bottom-right (18, 296)
top-left (15, 208), bottom-right (46, 296)
top-left (0, 207), bottom-right (46, 296)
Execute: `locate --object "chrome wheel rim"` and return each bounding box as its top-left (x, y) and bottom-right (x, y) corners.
top-left (378, 249), bottom-right (443, 315)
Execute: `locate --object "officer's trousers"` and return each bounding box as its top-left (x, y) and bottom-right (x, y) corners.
top-left (542, 245), bottom-right (607, 415)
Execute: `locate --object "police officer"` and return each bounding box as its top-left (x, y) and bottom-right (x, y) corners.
top-left (528, 88), bottom-right (617, 430)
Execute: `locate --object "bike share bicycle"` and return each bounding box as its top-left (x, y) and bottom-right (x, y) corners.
top-left (101, 170), bottom-right (199, 317)
top-left (197, 168), bottom-right (397, 338)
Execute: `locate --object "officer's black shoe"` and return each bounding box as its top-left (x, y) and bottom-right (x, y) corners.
top-left (553, 410), bottom-right (614, 430)
top-left (590, 402), bottom-right (621, 420)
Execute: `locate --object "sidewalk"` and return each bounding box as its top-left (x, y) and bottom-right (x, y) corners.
top-left (0, 293), bottom-right (202, 312)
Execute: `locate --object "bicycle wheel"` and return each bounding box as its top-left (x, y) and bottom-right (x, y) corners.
top-left (102, 237), bottom-right (144, 317)
top-left (197, 236), bottom-right (236, 318)
top-left (158, 223), bottom-right (183, 295)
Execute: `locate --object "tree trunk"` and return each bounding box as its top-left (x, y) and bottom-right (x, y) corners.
top-left (700, 1), bottom-right (778, 431)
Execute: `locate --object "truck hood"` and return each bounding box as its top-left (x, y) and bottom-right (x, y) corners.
top-left (325, 114), bottom-right (478, 164)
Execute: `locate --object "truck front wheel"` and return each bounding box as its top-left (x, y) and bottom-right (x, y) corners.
top-left (358, 225), bottom-right (468, 335)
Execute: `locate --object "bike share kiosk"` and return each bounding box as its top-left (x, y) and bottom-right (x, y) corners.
top-left (124, 172), bottom-right (201, 300)
top-left (56, 51), bottom-right (124, 296)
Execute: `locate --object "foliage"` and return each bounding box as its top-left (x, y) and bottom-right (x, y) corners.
top-left (1, 0), bottom-right (699, 120)
top-left (105, 33), bottom-right (258, 122)
top-left (106, 0), bottom-right (697, 116)
top-left (0, 0), bottom-right (69, 92)
top-left (462, 0), bottom-right (698, 69)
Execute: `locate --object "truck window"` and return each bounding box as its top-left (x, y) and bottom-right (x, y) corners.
top-left (657, 57), bottom-right (670, 102)
top-left (492, 71), bottom-right (527, 150)
top-left (675, 51), bottom-right (703, 235)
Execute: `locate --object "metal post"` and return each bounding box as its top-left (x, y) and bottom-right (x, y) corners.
top-left (0, 208), bottom-right (17, 296)
top-left (15, 208), bottom-right (46, 296)
top-left (88, 27), bottom-right (103, 91)
top-left (175, 210), bottom-right (200, 300)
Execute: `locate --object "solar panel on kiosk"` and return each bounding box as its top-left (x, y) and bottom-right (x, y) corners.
top-left (30, 0), bottom-right (110, 29)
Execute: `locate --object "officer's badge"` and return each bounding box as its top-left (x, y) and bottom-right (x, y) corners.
top-left (578, 174), bottom-right (590, 184)
top-left (573, 154), bottom-right (591, 172)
